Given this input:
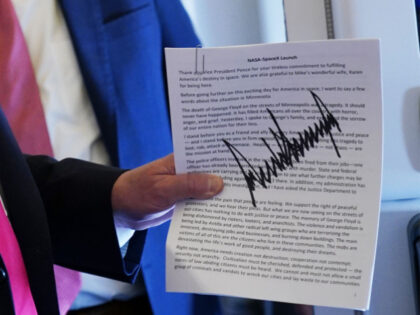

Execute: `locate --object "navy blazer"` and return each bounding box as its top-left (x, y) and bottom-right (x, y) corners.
top-left (0, 110), bottom-right (146, 315)
top-left (59, 1), bottom-right (221, 314)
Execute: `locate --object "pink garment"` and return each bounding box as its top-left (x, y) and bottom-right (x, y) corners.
top-left (0, 0), bottom-right (81, 313)
top-left (0, 0), bottom-right (53, 156)
top-left (0, 201), bottom-right (37, 314)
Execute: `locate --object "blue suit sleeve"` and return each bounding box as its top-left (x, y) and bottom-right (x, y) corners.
top-left (154, 0), bottom-right (201, 47)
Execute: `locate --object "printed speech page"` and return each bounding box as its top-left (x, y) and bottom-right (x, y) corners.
top-left (165, 39), bottom-right (382, 310)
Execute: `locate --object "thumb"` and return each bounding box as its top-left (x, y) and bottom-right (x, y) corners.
top-left (162, 173), bottom-right (224, 204)
top-left (111, 153), bottom-right (224, 218)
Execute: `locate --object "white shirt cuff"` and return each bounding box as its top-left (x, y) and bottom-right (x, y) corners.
top-left (114, 206), bottom-right (174, 247)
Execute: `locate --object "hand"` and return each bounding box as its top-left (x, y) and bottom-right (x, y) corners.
top-left (111, 154), bottom-right (223, 222)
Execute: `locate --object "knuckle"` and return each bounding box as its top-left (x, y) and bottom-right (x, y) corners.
top-left (186, 173), bottom-right (197, 196)
top-left (150, 191), bottom-right (171, 209)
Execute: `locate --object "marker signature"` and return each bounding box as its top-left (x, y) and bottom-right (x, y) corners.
top-left (222, 91), bottom-right (342, 207)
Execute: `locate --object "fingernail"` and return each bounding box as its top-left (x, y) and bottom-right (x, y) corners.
top-left (206, 175), bottom-right (223, 197)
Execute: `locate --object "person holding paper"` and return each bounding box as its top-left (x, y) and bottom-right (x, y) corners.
top-left (8, 0), bottom-right (215, 313)
top-left (0, 107), bottom-right (224, 315)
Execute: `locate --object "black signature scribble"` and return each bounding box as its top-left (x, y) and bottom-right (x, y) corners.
top-left (222, 91), bottom-right (342, 207)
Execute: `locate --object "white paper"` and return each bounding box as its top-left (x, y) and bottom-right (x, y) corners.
top-left (165, 39), bottom-right (382, 310)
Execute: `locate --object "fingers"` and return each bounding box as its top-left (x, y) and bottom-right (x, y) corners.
top-left (111, 153), bottom-right (224, 219)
